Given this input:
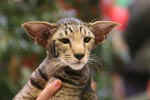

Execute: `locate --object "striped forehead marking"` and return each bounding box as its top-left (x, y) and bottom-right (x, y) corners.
top-left (80, 26), bottom-right (83, 33)
top-left (63, 24), bottom-right (75, 35)
top-left (84, 28), bottom-right (87, 35)
top-left (60, 23), bottom-right (91, 37)
top-left (68, 27), bottom-right (73, 33)
top-left (79, 25), bottom-right (89, 36)
top-left (64, 30), bottom-right (68, 35)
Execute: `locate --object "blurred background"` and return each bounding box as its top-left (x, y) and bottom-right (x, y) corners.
top-left (1, 0), bottom-right (150, 100)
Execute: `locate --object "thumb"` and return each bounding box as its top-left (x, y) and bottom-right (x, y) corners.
top-left (37, 80), bottom-right (62, 100)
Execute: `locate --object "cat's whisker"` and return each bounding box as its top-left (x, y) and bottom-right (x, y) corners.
top-left (87, 54), bottom-right (103, 71)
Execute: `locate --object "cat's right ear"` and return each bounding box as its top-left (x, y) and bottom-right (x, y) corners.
top-left (22, 21), bottom-right (57, 48)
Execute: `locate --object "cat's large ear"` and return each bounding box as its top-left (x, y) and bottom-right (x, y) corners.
top-left (89, 21), bottom-right (119, 45)
top-left (22, 21), bottom-right (57, 48)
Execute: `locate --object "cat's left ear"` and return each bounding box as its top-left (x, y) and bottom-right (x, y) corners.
top-left (89, 21), bottom-right (119, 45)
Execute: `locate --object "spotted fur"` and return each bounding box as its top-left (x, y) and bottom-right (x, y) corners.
top-left (13, 18), bottom-right (118, 100)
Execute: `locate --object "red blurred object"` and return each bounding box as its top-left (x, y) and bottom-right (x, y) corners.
top-left (100, 0), bottom-right (114, 18)
top-left (100, 0), bottom-right (129, 31)
top-left (110, 6), bottom-right (129, 30)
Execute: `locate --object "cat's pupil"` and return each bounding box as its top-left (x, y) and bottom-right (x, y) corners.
top-left (84, 37), bottom-right (91, 43)
top-left (59, 38), bottom-right (70, 44)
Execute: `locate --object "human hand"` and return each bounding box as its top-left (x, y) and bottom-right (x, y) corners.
top-left (36, 80), bottom-right (62, 100)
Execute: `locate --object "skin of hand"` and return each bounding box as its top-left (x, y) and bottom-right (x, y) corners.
top-left (36, 80), bottom-right (62, 100)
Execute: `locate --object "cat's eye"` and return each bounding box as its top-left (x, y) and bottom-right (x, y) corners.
top-left (59, 38), bottom-right (70, 44)
top-left (84, 37), bottom-right (91, 43)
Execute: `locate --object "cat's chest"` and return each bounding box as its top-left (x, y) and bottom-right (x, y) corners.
top-left (49, 66), bottom-right (90, 100)
top-left (50, 83), bottom-right (82, 100)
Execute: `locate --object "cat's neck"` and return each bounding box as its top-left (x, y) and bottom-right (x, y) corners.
top-left (54, 65), bottom-right (90, 88)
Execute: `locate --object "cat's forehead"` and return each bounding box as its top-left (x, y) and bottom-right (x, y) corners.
top-left (57, 18), bottom-right (86, 33)
top-left (55, 23), bottom-right (94, 38)
top-left (56, 17), bottom-right (83, 25)
top-left (60, 23), bottom-right (88, 32)
top-left (52, 18), bottom-right (94, 38)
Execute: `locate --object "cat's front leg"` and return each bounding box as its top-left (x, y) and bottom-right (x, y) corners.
top-left (13, 57), bottom-right (63, 100)
top-left (81, 79), bottom-right (98, 100)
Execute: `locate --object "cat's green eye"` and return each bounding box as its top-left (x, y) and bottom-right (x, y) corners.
top-left (84, 37), bottom-right (91, 43)
top-left (59, 38), bottom-right (70, 44)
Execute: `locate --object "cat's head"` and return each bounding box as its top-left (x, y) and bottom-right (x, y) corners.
top-left (22, 18), bottom-right (118, 70)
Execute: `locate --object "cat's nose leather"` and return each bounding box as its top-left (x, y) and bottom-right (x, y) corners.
top-left (74, 53), bottom-right (84, 60)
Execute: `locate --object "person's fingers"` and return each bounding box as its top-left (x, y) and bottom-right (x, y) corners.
top-left (36, 80), bottom-right (62, 100)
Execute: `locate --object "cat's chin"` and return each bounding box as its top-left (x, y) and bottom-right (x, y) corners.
top-left (69, 63), bottom-right (85, 70)
top-left (61, 59), bottom-right (86, 70)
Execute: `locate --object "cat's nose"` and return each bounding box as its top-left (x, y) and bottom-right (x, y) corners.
top-left (74, 53), bottom-right (85, 60)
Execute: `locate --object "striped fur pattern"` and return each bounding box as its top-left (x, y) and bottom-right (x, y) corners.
top-left (13, 18), bottom-right (118, 100)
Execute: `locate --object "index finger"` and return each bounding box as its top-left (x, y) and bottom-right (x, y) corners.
top-left (36, 80), bottom-right (62, 100)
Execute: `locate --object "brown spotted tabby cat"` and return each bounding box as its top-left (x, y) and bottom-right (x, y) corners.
top-left (13, 18), bottom-right (118, 100)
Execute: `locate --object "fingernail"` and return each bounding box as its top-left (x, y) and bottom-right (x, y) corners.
top-left (53, 80), bottom-right (61, 88)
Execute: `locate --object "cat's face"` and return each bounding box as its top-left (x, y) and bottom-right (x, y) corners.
top-left (22, 18), bottom-right (118, 70)
top-left (50, 24), bottom-right (95, 70)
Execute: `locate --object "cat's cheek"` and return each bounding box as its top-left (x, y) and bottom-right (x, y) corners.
top-left (83, 55), bottom-right (89, 64)
top-left (86, 44), bottom-right (92, 51)
top-left (62, 47), bottom-right (69, 54)
top-left (90, 40), bottom-right (95, 50)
